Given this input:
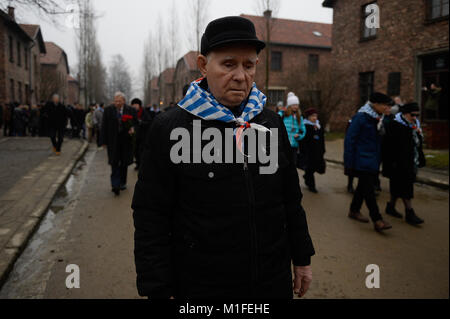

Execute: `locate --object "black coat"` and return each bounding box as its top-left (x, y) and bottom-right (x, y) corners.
top-left (298, 124), bottom-right (326, 174)
top-left (101, 105), bottom-right (138, 166)
top-left (132, 107), bottom-right (315, 299)
top-left (42, 101), bottom-right (67, 129)
top-left (382, 118), bottom-right (426, 182)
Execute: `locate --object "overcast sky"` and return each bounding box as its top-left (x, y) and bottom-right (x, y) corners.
top-left (13, 0), bottom-right (332, 98)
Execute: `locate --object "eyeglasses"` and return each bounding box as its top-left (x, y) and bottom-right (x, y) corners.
top-left (411, 113), bottom-right (420, 117)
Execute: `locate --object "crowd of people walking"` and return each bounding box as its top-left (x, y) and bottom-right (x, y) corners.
top-left (276, 90), bottom-right (426, 233)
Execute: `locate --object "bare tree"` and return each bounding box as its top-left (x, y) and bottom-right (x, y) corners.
top-left (40, 68), bottom-right (66, 102)
top-left (187, 0), bottom-right (210, 53)
top-left (167, 0), bottom-right (180, 68)
top-left (0, 0), bottom-right (77, 26)
top-left (254, 0), bottom-right (280, 17)
top-left (285, 62), bottom-right (347, 130)
top-left (75, 0), bottom-right (106, 106)
top-left (254, 0), bottom-right (281, 94)
top-left (142, 32), bottom-right (158, 106)
top-left (107, 54), bottom-right (132, 100)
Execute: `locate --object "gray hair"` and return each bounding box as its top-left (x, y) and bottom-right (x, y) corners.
top-left (114, 91), bottom-right (126, 100)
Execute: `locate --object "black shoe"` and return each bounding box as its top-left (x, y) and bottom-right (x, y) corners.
top-left (112, 188), bottom-right (120, 196)
top-left (385, 203), bottom-right (403, 218)
top-left (120, 185), bottom-right (127, 191)
top-left (405, 209), bottom-right (424, 225)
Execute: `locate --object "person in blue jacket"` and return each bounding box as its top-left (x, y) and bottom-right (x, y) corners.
top-left (278, 92), bottom-right (306, 166)
top-left (344, 92), bottom-right (393, 233)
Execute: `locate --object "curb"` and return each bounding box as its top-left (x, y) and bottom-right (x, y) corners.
top-left (0, 141), bottom-right (89, 289)
top-left (325, 158), bottom-right (449, 190)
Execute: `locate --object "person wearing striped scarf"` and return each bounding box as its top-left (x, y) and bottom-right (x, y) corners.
top-left (132, 16), bottom-right (315, 299)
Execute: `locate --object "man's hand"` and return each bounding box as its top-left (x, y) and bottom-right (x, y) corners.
top-left (129, 127), bottom-right (135, 135)
top-left (293, 265), bottom-right (312, 298)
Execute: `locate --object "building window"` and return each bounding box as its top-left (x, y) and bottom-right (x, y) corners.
top-left (308, 54), bottom-right (319, 73)
top-left (24, 48), bottom-right (29, 70)
top-left (271, 51), bottom-right (282, 71)
top-left (18, 82), bottom-right (22, 103)
top-left (267, 89), bottom-right (285, 106)
top-left (9, 36), bottom-right (14, 63)
top-left (387, 72), bottom-right (401, 97)
top-left (17, 42), bottom-right (21, 67)
top-left (359, 72), bottom-right (374, 106)
top-left (34, 55), bottom-right (38, 76)
top-left (25, 84), bottom-right (30, 105)
top-left (426, 0), bottom-right (449, 21)
top-left (361, 2), bottom-right (377, 40)
top-left (10, 80), bottom-right (15, 101)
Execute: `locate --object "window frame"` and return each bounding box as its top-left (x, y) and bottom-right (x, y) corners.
top-left (359, 71), bottom-right (375, 106)
top-left (17, 41), bottom-right (21, 67)
top-left (267, 89), bottom-right (285, 106)
top-left (308, 54), bottom-right (320, 73)
top-left (360, 1), bottom-right (378, 42)
top-left (270, 51), bottom-right (283, 72)
top-left (425, 0), bottom-right (449, 23)
top-left (9, 36), bottom-right (14, 63)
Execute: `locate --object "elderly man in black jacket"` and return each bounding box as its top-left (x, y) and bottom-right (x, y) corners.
top-left (101, 92), bottom-right (138, 196)
top-left (132, 16), bottom-right (315, 299)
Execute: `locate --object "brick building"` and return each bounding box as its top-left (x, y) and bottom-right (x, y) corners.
top-left (40, 41), bottom-right (70, 103)
top-left (67, 75), bottom-right (79, 106)
top-left (0, 7), bottom-right (34, 106)
top-left (147, 77), bottom-right (159, 107)
top-left (158, 68), bottom-right (175, 108)
top-left (173, 51), bottom-right (202, 102)
top-left (241, 13), bottom-right (332, 108)
top-left (19, 23), bottom-right (46, 105)
top-left (323, 0), bottom-right (449, 148)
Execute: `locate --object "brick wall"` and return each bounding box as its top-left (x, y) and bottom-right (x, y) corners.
top-left (328, 0), bottom-right (449, 134)
top-left (255, 44), bottom-right (331, 107)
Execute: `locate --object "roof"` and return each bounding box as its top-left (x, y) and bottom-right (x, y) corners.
top-left (241, 14), bottom-right (332, 49)
top-left (183, 51), bottom-right (199, 71)
top-left (0, 9), bottom-right (33, 42)
top-left (40, 42), bottom-right (69, 74)
top-left (322, 0), bottom-right (336, 8)
top-left (67, 75), bottom-right (78, 83)
top-left (19, 24), bottom-right (46, 53)
top-left (159, 68), bottom-right (175, 84)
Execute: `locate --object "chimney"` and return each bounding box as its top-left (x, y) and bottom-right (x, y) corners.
top-left (7, 6), bottom-right (15, 21)
top-left (263, 9), bottom-right (272, 19)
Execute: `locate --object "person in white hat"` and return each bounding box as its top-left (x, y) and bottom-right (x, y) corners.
top-left (278, 92), bottom-right (306, 166)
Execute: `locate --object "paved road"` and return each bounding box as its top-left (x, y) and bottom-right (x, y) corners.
top-left (0, 148), bottom-right (448, 299)
top-left (0, 137), bottom-right (52, 198)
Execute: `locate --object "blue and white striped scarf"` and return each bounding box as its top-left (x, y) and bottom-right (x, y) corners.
top-left (178, 78), bottom-right (266, 126)
top-left (358, 102), bottom-right (381, 120)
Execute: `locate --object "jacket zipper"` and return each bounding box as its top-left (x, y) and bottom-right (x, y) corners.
top-left (243, 156), bottom-right (258, 295)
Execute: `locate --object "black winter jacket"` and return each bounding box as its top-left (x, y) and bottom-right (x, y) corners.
top-left (42, 101), bottom-right (67, 129)
top-left (132, 106), bottom-right (315, 299)
top-left (298, 124), bottom-right (326, 173)
top-left (101, 105), bottom-right (138, 166)
top-left (382, 118), bottom-right (426, 181)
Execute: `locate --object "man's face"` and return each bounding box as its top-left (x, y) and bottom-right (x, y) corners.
top-left (198, 44), bottom-right (258, 108)
top-left (372, 103), bottom-right (389, 115)
top-left (132, 103), bottom-right (140, 111)
top-left (404, 111), bottom-right (420, 123)
top-left (52, 95), bottom-right (59, 104)
top-left (114, 96), bottom-right (125, 109)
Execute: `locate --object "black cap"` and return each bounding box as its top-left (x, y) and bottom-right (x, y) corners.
top-left (201, 16), bottom-right (266, 56)
top-left (400, 102), bottom-right (420, 114)
top-left (131, 98), bottom-right (142, 106)
top-left (369, 92), bottom-right (392, 105)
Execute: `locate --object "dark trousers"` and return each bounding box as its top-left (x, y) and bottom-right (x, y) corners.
top-left (304, 170), bottom-right (316, 189)
top-left (49, 127), bottom-right (65, 152)
top-left (350, 173), bottom-right (382, 222)
top-left (111, 163), bottom-right (128, 189)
